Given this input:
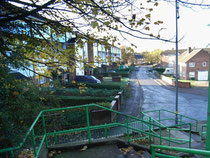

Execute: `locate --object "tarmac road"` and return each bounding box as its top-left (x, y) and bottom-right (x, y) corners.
top-left (137, 66), bottom-right (208, 122)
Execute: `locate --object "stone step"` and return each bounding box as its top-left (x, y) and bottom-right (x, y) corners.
top-left (48, 139), bottom-right (151, 158)
top-left (51, 144), bottom-right (125, 158)
top-left (151, 128), bottom-right (204, 148)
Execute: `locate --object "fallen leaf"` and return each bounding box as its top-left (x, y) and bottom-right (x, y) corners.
top-left (80, 145), bottom-right (87, 151)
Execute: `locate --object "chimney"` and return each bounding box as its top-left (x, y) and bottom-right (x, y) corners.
top-left (188, 47), bottom-right (192, 53)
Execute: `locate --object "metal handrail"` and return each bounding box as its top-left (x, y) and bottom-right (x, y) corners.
top-left (201, 124), bottom-right (207, 140)
top-left (142, 109), bottom-right (198, 131)
top-left (0, 104), bottom-right (195, 158)
top-left (151, 144), bottom-right (210, 158)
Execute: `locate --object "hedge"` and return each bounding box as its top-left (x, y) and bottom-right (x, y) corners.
top-left (53, 88), bottom-right (119, 97)
top-left (48, 95), bottom-right (114, 106)
top-left (100, 72), bottom-right (129, 77)
top-left (64, 82), bottom-right (126, 90)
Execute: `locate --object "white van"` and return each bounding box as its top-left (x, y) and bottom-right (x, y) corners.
top-left (163, 68), bottom-right (174, 75)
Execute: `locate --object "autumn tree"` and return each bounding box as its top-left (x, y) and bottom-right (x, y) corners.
top-left (120, 46), bottom-right (135, 65)
top-left (142, 49), bottom-right (162, 64)
top-left (0, 0), bottom-right (170, 77)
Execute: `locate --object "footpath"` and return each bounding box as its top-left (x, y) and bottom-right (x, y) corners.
top-left (118, 70), bottom-right (143, 119)
top-left (149, 72), bottom-right (208, 97)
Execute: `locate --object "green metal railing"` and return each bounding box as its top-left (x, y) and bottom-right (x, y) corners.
top-left (0, 104), bottom-right (196, 158)
top-left (142, 109), bottom-right (198, 132)
top-left (201, 124), bottom-right (207, 140)
top-left (167, 124), bottom-right (192, 148)
top-left (151, 144), bottom-right (210, 158)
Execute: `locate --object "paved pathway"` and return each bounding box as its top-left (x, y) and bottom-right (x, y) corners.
top-left (118, 69), bottom-right (143, 119)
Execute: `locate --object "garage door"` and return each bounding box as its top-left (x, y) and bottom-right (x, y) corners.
top-left (198, 71), bottom-right (208, 81)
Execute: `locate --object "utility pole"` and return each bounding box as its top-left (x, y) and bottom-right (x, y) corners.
top-left (175, 0), bottom-right (179, 124)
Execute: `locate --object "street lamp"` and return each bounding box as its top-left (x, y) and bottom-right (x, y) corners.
top-left (175, 0), bottom-right (179, 124)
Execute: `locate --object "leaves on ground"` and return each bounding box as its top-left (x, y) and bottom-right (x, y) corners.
top-left (18, 149), bottom-right (34, 158)
top-left (80, 145), bottom-right (88, 151)
top-left (120, 146), bottom-right (133, 155)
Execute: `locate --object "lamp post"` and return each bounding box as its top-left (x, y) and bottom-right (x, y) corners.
top-left (175, 0), bottom-right (179, 124)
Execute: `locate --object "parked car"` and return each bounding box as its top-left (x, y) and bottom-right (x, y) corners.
top-left (108, 70), bottom-right (116, 73)
top-left (163, 68), bottom-right (174, 75)
top-left (75, 75), bottom-right (101, 83)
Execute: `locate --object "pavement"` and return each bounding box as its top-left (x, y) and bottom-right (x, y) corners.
top-left (118, 69), bottom-right (143, 119)
top-left (149, 71), bottom-right (208, 97)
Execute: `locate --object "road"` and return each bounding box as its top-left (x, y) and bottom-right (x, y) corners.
top-left (137, 66), bottom-right (208, 122)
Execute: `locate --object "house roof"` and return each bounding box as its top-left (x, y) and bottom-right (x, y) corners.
top-left (179, 48), bottom-right (210, 63)
top-left (161, 49), bottom-right (186, 56)
top-left (9, 72), bottom-right (29, 80)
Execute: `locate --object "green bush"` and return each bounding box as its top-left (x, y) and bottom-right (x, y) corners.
top-left (0, 81), bottom-right (61, 148)
top-left (100, 72), bottom-right (129, 77)
top-left (65, 82), bottom-right (124, 90)
top-left (50, 95), bottom-right (114, 106)
top-left (116, 69), bottom-right (130, 72)
top-left (52, 88), bottom-right (119, 97)
top-left (64, 80), bottom-right (130, 98)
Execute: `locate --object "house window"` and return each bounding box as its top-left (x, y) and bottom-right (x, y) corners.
top-left (189, 72), bottom-right (195, 78)
top-left (189, 62), bottom-right (195, 67)
top-left (202, 62), bottom-right (207, 67)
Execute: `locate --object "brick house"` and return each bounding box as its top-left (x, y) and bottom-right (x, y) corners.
top-left (178, 48), bottom-right (210, 80)
top-left (134, 53), bottom-right (144, 65)
top-left (160, 49), bottom-right (186, 68)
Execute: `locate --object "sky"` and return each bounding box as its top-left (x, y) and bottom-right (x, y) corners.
top-left (119, 1), bottom-right (210, 53)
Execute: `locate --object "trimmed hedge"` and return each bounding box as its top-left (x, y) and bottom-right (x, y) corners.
top-left (64, 82), bottom-right (126, 90)
top-left (100, 72), bottom-right (129, 77)
top-left (53, 88), bottom-right (119, 97)
top-left (48, 95), bottom-right (114, 106)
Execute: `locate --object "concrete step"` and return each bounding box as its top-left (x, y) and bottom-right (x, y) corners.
top-left (48, 139), bottom-right (151, 158)
top-left (51, 144), bottom-right (125, 158)
top-left (151, 128), bottom-right (204, 148)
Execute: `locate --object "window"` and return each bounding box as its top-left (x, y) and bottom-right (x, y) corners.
top-left (189, 72), bottom-right (195, 78)
top-left (189, 62), bottom-right (195, 67)
top-left (202, 62), bottom-right (207, 67)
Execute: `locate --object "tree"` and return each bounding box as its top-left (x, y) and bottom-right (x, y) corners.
top-left (142, 49), bottom-right (162, 64)
top-left (120, 46), bottom-right (135, 65)
top-left (0, 0), bottom-right (170, 77)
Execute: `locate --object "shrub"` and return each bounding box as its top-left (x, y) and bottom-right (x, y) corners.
top-left (50, 95), bottom-right (114, 106)
top-left (64, 82), bottom-right (124, 90)
top-left (64, 80), bottom-right (130, 98)
top-left (100, 72), bottom-right (130, 77)
top-left (0, 81), bottom-right (61, 148)
top-left (52, 88), bottom-right (119, 97)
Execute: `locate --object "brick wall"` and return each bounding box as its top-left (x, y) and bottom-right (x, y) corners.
top-left (186, 50), bottom-right (209, 80)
